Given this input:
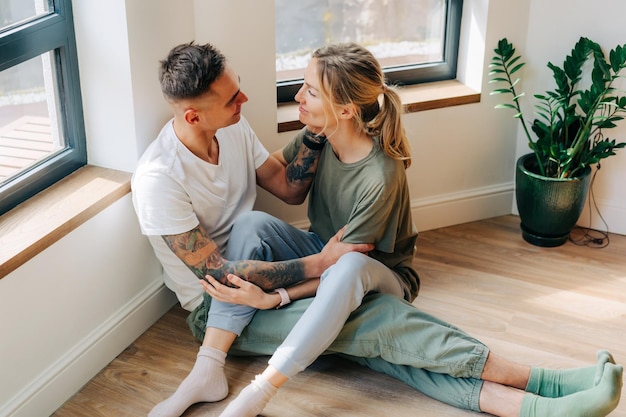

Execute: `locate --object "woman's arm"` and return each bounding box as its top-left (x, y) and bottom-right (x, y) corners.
top-left (202, 275), bottom-right (320, 310)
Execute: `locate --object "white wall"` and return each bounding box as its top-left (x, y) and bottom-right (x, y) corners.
top-left (3, 0), bottom-right (626, 416)
top-left (0, 197), bottom-right (175, 417)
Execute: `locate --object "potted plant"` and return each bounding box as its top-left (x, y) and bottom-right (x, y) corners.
top-left (489, 37), bottom-right (626, 246)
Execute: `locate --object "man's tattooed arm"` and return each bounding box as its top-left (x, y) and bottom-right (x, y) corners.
top-left (283, 129), bottom-right (326, 203)
top-left (162, 224), bottom-right (307, 291)
top-left (256, 129), bottom-right (326, 205)
top-left (285, 145), bottom-right (320, 186)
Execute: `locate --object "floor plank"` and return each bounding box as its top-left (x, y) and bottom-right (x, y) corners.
top-left (53, 215), bottom-right (626, 416)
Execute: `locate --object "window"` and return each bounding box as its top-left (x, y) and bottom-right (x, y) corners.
top-left (275, 0), bottom-right (463, 103)
top-left (0, 0), bottom-right (86, 216)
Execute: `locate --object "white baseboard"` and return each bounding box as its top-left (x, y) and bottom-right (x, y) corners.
top-left (412, 183), bottom-right (515, 232)
top-left (578, 197), bottom-right (626, 236)
top-left (3, 281), bottom-right (177, 417)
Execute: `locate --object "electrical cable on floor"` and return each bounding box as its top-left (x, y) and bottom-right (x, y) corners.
top-left (568, 164), bottom-right (610, 248)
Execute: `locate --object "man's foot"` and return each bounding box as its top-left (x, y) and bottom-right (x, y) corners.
top-left (149, 346), bottom-right (228, 417)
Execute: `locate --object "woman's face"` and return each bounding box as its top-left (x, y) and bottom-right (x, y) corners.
top-left (294, 58), bottom-right (334, 133)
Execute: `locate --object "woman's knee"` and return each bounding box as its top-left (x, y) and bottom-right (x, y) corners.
top-left (322, 252), bottom-right (403, 297)
top-left (320, 252), bottom-right (371, 290)
top-left (335, 252), bottom-right (372, 271)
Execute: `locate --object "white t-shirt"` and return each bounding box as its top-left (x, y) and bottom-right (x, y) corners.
top-left (131, 116), bottom-right (269, 311)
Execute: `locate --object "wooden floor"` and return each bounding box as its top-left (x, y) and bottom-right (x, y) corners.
top-left (53, 215), bottom-right (626, 417)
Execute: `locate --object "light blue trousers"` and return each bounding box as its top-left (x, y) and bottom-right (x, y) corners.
top-left (203, 211), bottom-right (486, 412)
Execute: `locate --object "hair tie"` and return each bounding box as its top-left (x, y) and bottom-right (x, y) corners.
top-left (382, 84), bottom-right (388, 93)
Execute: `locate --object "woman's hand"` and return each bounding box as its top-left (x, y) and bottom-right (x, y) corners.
top-left (201, 274), bottom-right (280, 310)
top-left (317, 225), bottom-right (374, 271)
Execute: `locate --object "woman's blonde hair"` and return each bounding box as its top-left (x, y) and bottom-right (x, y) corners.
top-left (312, 42), bottom-right (411, 168)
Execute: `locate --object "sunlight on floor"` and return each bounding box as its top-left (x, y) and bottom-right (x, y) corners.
top-left (527, 277), bottom-right (626, 321)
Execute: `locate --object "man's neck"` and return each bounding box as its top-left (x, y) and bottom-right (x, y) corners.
top-left (172, 118), bottom-right (219, 164)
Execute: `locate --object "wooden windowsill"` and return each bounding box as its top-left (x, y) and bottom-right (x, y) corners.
top-left (0, 165), bottom-right (132, 278)
top-left (277, 79), bottom-right (481, 132)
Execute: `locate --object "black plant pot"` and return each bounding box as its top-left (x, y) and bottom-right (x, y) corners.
top-left (515, 153), bottom-right (591, 247)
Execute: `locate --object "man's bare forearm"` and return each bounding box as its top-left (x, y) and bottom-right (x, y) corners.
top-left (207, 258), bottom-right (307, 291)
top-left (163, 227), bottom-right (309, 291)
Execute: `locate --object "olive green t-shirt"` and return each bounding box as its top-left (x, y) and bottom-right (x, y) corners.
top-left (284, 129), bottom-right (419, 299)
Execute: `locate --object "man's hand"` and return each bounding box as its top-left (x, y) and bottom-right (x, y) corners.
top-left (201, 274), bottom-right (280, 310)
top-left (318, 225), bottom-right (374, 271)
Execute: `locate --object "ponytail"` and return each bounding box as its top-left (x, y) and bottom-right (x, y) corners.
top-left (368, 86), bottom-right (411, 169)
top-left (313, 43), bottom-right (412, 169)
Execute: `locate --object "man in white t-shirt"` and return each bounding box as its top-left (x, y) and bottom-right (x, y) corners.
top-left (133, 41), bottom-right (378, 416)
top-left (132, 42), bottom-right (622, 417)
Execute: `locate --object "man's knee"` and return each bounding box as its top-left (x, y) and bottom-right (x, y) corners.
top-left (231, 211), bottom-right (276, 236)
top-left (226, 211), bottom-right (278, 261)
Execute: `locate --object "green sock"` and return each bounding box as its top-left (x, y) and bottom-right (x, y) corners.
top-left (520, 362), bottom-right (622, 417)
top-left (525, 350), bottom-right (615, 397)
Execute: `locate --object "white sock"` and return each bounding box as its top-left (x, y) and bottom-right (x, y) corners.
top-left (149, 346), bottom-right (228, 417)
top-left (219, 374), bottom-right (277, 417)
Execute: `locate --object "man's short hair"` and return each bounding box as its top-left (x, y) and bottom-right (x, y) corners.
top-left (159, 41), bottom-right (226, 101)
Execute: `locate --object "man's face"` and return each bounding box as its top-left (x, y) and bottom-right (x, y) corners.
top-left (197, 65), bottom-right (249, 131)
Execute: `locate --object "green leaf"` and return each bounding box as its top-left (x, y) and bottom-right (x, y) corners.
top-left (495, 103), bottom-right (517, 110)
top-left (491, 88), bottom-right (513, 95)
top-left (510, 62), bottom-right (526, 74)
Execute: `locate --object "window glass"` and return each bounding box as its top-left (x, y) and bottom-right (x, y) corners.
top-left (275, 0), bottom-right (462, 103)
top-left (276, 0), bottom-right (447, 85)
top-left (0, 0), bottom-right (86, 216)
top-left (0, 0), bottom-right (52, 32)
top-left (0, 53), bottom-right (65, 184)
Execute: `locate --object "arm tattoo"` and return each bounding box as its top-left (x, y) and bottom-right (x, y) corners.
top-left (162, 227), bottom-right (223, 279)
top-left (207, 259), bottom-right (306, 291)
top-left (286, 150), bottom-right (319, 183)
top-left (163, 225), bottom-right (307, 291)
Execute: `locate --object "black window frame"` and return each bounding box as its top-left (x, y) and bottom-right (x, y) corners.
top-left (276, 0), bottom-right (464, 103)
top-left (0, 0), bottom-right (86, 216)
